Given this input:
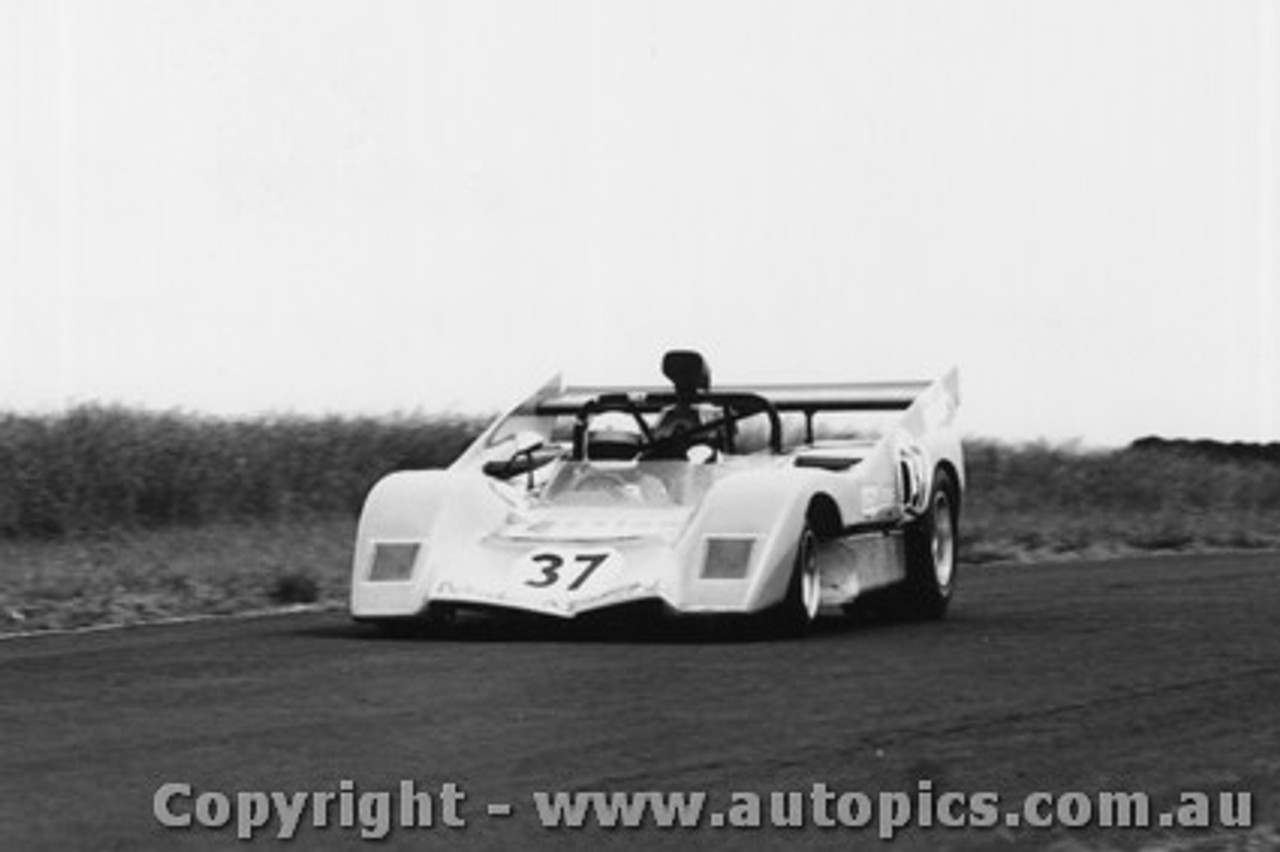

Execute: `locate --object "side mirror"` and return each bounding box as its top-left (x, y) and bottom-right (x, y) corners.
top-left (482, 431), bottom-right (558, 481)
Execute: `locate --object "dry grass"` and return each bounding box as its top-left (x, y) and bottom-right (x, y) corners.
top-left (0, 406), bottom-right (484, 538)
top-left (960, 439), bottom-right (1280, 564)
top-left (0, 516), bottom-right (354, 633)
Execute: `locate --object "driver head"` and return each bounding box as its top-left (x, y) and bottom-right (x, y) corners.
top-left (652, 404), bottom-right (702, 442)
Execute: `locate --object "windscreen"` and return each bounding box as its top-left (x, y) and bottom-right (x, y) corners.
top-left (540, 461), bottom-right (720, 508)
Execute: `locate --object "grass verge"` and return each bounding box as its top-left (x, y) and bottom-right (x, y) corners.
top-left (0, 517), bottom-right (354, 634)
top-left (961, 507), bottom-right (1280, 565)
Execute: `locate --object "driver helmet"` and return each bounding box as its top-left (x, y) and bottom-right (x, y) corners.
top-left (584, 412), bottom-right (645, 461)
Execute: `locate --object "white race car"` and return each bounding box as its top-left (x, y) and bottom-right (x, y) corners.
top-left (351, 351), bottom-right (963, 634)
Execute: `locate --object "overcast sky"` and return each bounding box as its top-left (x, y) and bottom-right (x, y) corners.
top-left (2, 1), bottom-right (1277, 445)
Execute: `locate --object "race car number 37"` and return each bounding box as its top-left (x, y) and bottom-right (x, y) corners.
top-left (519, 550), bottom-right (622, 592)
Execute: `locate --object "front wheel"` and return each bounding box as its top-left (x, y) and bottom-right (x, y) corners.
top-left (900, 468), bottom-right (959, 620)
top-left (766, 523), bottom-right (822, 635)
top-left (363, 603), bottom-right (457, 638)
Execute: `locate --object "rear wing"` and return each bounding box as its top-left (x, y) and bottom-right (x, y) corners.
top-left (453, 368), bottom-right (959, 468)
top-left (535, 378), bottom-right (946, 416)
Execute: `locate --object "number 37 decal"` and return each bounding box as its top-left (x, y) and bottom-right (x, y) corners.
top-left (522, 551), bottom-right (617, 591)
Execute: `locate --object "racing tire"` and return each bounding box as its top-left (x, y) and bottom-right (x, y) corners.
top-left (366, 604), bottom-right (457, 638)
top-left (766, 523), bottom-right (822, 636)
top-left (900, 468), bottom-right (959, 620)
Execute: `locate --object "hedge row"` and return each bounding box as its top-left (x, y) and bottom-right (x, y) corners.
top-left (0, 407), bottom-right (484, 538)
top-left (964, 438), bottom-right (1280, 515)
top-left (3, 405), bottom-right (1278, 541)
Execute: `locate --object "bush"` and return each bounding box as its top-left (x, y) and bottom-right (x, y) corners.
top-left (267, 571), bottom-right (320, 605)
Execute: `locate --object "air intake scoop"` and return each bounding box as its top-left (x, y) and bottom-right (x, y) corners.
top-left (661, 350), bottom-right (710, 399)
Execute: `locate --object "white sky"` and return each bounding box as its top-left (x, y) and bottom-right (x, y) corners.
top-left (2, 1), bottom-right (1277, 445)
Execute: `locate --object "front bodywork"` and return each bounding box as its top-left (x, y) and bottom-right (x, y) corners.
top-left (351, 367), bottom-right (963, 621)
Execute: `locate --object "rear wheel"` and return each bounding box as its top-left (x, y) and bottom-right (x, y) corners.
top-left (900, 468), bottom-right (959, 620)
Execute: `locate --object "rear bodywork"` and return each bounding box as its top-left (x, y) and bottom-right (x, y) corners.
top-left (351, 357), bottom-right (963, 623)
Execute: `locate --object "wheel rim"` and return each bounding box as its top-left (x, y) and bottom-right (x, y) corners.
top-left (931, 491), bottom-right (955, 591)
top-left (800, 532), bottom-right (821, 620)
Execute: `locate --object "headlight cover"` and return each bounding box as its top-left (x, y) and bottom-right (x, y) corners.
top-left (367, 542), bottom-right (422, 582)
top-left (701, 537), bottom-right (756, 580)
